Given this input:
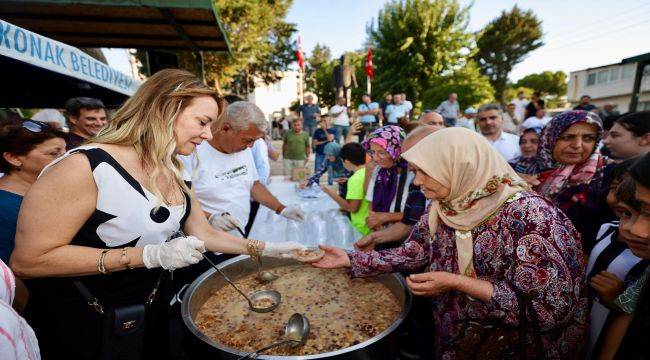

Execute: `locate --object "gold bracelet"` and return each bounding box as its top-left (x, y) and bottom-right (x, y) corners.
top-left (98, 249), bottom-right (110, 274)
top-left (120, 247), bottom-right (133, 269)
top-left (247, 239), bottom-right (261, 262)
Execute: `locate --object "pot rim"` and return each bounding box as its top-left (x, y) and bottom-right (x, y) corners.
top-left (181, 255), bottom-right (412, 359)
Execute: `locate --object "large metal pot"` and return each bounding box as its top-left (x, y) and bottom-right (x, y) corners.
top-left (182, 255), bottom-right (412, 359)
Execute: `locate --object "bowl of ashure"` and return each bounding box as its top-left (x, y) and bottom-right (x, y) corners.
top-left (182, 255), bottom-right (412, 359)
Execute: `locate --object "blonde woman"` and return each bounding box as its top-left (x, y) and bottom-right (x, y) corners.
top-left (10, 69), bottom-right (303, 359)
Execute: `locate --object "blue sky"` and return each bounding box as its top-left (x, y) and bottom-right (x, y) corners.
top-left (106, 0), bottom-right (650, 82)
top-left (287, 0), bottom-right (650, 81)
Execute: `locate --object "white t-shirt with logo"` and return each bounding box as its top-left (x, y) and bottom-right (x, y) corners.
top-left (330, 104), bottom-right (350, 126)
top-left (180, 142), bottom-right (259, 229)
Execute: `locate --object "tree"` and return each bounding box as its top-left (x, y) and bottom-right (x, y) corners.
top-left (421, 60), bottom-right (494, 110)
top-left (204, 0), bottom-right (297, 94)
top-left (367, 0), bottom-right (474, 103)
top-left (515, 71), bottom-right (567, 97)
top-left (305, 43), bottom-right (333, 102)
top-left (474, 5), bottom-right (543, 103)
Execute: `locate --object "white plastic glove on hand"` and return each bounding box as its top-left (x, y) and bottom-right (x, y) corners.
top-left (280, 205), bottom-right (305, 222)
top-left (262, 241), bottom-right (307, 258)
top-left (142, 236), bottom-right (206, 270)
top-left (208, 212), bottom-right (242, 231)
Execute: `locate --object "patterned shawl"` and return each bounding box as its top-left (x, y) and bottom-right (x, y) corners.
top-left (362, 125), bottom-right (407, 212)
top-left (527, 110), bottom-right (604, 204)
top-left (402, 128), bottom-right (529, 276)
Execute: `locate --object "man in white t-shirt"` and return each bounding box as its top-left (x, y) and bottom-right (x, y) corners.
top-left (330, 97), bottom-right (350, 143)
top-left (180, 102), bottom-right (305, 237)
top-left (521, 107), bottom-right (552, 132)
top-left (477, 103), bottom-right (520, 161)
top-left (511, 91), bottom-right (529, 123)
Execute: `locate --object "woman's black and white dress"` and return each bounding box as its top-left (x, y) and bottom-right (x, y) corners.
top-left (586, 221), bottom-right (648, 358)
top-left (24, 146), bottom-right (191, 360)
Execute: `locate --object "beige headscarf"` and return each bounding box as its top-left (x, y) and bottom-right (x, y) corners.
top-left (401, 127), bottom-right (528, 276)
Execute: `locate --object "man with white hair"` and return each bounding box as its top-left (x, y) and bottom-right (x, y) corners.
top-left (180, 101), bottom-right (305, 237)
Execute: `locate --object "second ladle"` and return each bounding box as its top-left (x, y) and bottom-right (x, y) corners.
top-left (202, 254), bottom-right (281, 313)
top-left (237, 313), bottom-right (310, 359)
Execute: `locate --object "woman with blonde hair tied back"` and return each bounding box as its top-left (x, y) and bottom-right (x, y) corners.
top-left (314, 127), bottom-right (587, 358)
top-left (10, 69), bottom-right (305, 359)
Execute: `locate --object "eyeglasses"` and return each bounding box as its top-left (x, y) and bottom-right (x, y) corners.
top-left (22, 120), bottom-right (51, 133)
top-left (367, 149), bottom-right (390, 159)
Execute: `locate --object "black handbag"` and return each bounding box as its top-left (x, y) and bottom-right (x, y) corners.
top-left (74, 271), bottom-right (164, 360)
top-left (455, 286), bottom-right (544, 360)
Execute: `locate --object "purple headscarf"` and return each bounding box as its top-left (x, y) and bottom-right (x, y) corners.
top-left (362, 125), bottom-right (407, 212)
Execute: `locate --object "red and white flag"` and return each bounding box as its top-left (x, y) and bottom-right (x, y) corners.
top-left (365, 48), bottom-right (374, 80)
top-left (295, 35), bottom-right (305, 70)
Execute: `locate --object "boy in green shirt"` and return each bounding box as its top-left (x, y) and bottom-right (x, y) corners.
top-left (282, 119), bottom-right (311, 176)
top-left (320, 142), bottom-right (371, 235)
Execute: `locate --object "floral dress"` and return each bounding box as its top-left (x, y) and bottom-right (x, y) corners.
top-left (349, 191), bottom-right (587, 359)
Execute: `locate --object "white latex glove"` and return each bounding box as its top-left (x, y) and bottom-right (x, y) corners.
top-left (280, 205), bottom-right (305, 222)
top-left (208, 212), bottom-right (242, 231)
top-left (262, 241), bottom-right (307, 258)
top-left (142, 236), bottom-right (205, 270)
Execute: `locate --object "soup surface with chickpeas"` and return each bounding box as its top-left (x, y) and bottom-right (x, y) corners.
top-left (195, 265), bottom-right (401, 355)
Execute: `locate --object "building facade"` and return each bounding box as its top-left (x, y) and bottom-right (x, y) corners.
top-left (568, 62), bottom-right (650, 112)
top-left (247, 70), bottom-right (300, 124)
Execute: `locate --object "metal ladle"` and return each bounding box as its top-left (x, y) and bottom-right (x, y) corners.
top-left (230, 221), bottom-right (278, 284)
top-left (202, 254), bottom-right (281, 313)
top-left (237, 313), bottom-right (310, 359)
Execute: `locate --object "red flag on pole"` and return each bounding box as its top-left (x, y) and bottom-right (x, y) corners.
top-left (295, 36), bottom-right (305, 70)
top-left (365, 48), bottom-right (374, 80)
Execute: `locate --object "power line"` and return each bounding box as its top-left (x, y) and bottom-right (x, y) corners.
top-left (542, 18), bottom-right (650, 52)
top-left (544, 1), bottom-right (650, 42)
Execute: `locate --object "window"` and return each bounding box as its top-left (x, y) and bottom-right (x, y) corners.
top-left (597, 70), bottom-right (609, 84)
top-left (587, 73), bottom-right (596, 86)
top-left (622, 64), bottom-right (635, 79)
top-left (640, 101), bottom-right (650, 111)
top-left (609, 67), bottom-right (620, 82)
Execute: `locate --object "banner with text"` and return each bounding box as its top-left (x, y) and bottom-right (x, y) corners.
top-left (0, 18), bottom-right (140, 96)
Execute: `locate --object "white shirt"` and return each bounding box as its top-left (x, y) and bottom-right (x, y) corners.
top-left (281, 119), bottom-right (290, 131)
top-left (330, 104), bottom-right (350, 126)
top-left (180, 142), bottom-right (259, 229)
top-left (486, 131), bottom-right (520, 161)
top-left (457, 117), bottom-right (475, 131)
top-left (402, 100), bottom-right (413, 112)
top-left (511, 98), bottom-right (529, 123)
top-left (251, 139), bottom-right (271, 185)
top-left (521, 116), bottom-right (551, 130)
top-left (385, 104), bottom-right (408, 123)
top-left (502, 112), bottom-right (520, 133)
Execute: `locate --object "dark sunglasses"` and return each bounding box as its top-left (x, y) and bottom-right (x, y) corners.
top-left (22, 120), bottom-right (51, 133)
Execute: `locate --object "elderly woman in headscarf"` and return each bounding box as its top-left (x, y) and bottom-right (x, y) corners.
top-left (313, 128), bottom-right (587, 359)
top-left (518, 110), bottom-right (605, 252)
top-left (362, 125), bottom-right (414, 230)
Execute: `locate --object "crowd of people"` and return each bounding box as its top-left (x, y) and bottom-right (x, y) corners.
top-left (1, 67), bottom-right (649, 360)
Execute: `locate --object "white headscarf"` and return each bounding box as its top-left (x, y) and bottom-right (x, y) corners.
top-left (401, 128), bottom-right (528, 275)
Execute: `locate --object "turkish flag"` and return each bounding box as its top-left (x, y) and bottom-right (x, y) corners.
top-left (295, 36), bottom-right (305, 70)
top-left (365, 48), bottom-right (374, 80)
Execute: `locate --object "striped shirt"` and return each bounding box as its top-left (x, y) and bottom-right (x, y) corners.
top-left (585, 222), bottom-right (648, 357)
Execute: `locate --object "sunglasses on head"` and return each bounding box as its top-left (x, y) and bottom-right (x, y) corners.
top-left (22, 120), bottom-right (51, 133)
